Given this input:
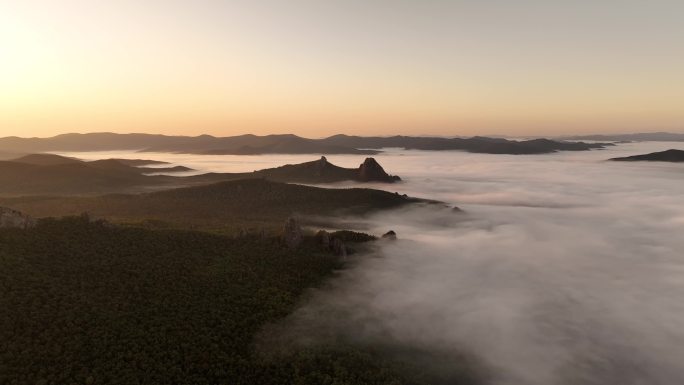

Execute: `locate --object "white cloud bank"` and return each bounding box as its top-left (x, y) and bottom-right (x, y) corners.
top-left (60, 141), bottom-right (684, 384)
top-left (267, 142), bottom-right (684, 385)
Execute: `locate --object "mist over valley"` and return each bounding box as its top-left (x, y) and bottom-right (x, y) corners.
top-left (21, 140), bottom-right (682, 384)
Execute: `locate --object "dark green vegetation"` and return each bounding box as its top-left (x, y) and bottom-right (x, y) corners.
top-left (328, 230), bottom-right (378, 243)
top-left (0, 179), bottom-right (428, 233)
top-left (0, 132), bottom-right (610, 156)
top-left (609, 149), bottom-right (684, 162)
top-left (0, 154), bottom-right (399, 196)
top-left (1, 216), bottom-right (455, 385)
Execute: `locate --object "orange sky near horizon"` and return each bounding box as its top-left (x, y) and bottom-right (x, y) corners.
top-left (1, 0), bottom-right (683, 138)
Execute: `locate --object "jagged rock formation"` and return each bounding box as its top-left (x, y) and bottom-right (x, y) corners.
top-left (382, 230), bottom-right (397, 240)
top-left (357, 158), bottom-right (401, 182)
top-left (315, 230), bottom-right (347, 257)
top-left (252, 156), bottom-right (401, 184)
top-left (0, 207), bottom-right (36, 229)
top-left (282, 217), bottom-right (303, 249)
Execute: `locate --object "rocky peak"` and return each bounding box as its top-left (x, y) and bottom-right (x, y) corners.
top-left (357, 158), bottom-right (401, 183)
top-left (312, 156), bottom-right (330, 176)
top-left (0, 207), bottom-right (36, 229)
top-left (282, 216), bottom-right (303, 249)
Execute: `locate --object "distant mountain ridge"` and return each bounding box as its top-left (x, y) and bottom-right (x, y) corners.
top-left (562, 132), bottom-right (684, 142)
top-left (0, 132), bottom-right (609, 155)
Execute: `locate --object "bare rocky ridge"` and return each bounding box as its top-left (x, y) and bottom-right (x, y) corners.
top-left (357, 158), bottom-right (401, 182)
top-left (252, 156), bottom-right (401, 184)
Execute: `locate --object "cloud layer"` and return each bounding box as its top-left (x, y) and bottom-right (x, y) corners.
top-left (60, 142), bottom-right (684, 384)
top-left (265, 142), bottom-right (684, 384)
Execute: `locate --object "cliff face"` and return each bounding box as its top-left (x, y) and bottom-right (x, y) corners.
top-left (357, 158), bottom-right (401, 183)
top-left (0, 207), bottom-right (36, 229)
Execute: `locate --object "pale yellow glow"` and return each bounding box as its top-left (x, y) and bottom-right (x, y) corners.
top-left (1, 1), bottom-right (683, 138)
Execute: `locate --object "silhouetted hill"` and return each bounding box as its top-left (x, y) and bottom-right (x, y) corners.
top-left (237, 156), bottom-right (400, 183)
top-left (323, 134), bottom-right (609, 154)
top-left (110, 158), bottom-right (170, 166)
top-left (562, 132), bottom-right (684, 142)
top-left (198, 135), bottom-right (378, 155)
top-left (0, 155), bottom-right (197, 195)
top-left (11, 153), bottom-right (82, 166)
top-left (0, 155), bottom-right (400, 196)
top-left (0, 132), bottom-right (611, 155)
top-left (0, 160), bottom-right (165, 196)
top-left (610, 149), bottom-right (684, 162)
top-left (0, 179), bottom-right (428, 232)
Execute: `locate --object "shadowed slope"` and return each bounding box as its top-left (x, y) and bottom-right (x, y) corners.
top-left (0, 155), bottom-right (400, 196)
top-left (0, 179), bottom-right (429, 232)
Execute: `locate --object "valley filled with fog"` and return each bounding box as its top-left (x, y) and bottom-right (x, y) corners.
top-left (59, 142), bottom-right (684, 384)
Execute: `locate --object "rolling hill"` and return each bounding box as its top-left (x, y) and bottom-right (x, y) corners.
top-left (0, 179), bottom-right (431, 232)
top-left (610, 149), bottom-right (684, 162)
top-left (0, 154), bottom-right (401, 196)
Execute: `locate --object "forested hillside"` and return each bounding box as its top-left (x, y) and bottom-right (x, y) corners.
top-left (1, 217), bottom-right (450, 385)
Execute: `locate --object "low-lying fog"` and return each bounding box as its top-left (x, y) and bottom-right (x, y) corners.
top-left (60, 142), bottom-right (684, 384)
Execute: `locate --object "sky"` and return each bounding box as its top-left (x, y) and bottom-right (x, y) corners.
top-left (1, 0), bottom-right (683, 138)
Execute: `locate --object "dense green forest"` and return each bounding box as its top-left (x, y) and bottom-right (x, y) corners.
top-left (0, 217), bottom-right (477, 385)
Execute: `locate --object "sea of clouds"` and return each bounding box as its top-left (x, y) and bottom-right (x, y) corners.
top-left (61, 141), bottom-right (684, 384)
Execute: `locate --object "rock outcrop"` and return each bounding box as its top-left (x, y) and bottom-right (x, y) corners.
top-left (357, 158), bottom-right (401, 183)
top-left (382, 230), bottom-right (397, 240)
top-left (282, 217), bottom-right (303, 249)
top-left (253, 156), bottom-right (401, 184)
top-left (331, 238), bottom-right (347, 257)
top-left (0, 207), bottom-right (36, 229)
top-left (315, 230), bottom-right (348, 257)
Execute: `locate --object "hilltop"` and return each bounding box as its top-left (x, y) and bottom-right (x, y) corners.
top-left (241, 156), bottom-right (400, 183)
top-left (610, 149), bottom-right (684, 162)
